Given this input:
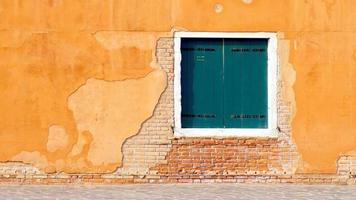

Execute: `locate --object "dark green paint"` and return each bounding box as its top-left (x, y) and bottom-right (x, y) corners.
top-left (223, 39), bottom-right (268, 128)
top-left (181, 38), bottom-right (224, 128)
top-left (180, 38), bottom-right (268, 129)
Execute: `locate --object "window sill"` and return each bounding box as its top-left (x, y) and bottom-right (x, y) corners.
top-left (174, 128), bottom-right (279, 138)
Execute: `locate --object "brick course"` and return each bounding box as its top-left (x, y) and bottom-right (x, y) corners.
top-left (0, 174), bottom-right (351, 185)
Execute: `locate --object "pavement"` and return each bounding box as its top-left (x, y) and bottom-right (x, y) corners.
top-left (0, 184), bottom-right (356, 200)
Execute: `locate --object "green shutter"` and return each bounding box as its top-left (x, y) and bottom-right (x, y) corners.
top-left (223, 39), bottom-right (268, 128)
top-left (180, 38), bottom-right (268, 129)
top-left (181, 38), bottom-right (224, 128)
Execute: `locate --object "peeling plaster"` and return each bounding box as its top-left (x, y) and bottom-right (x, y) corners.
top-left (68, 69), bottom-right (167, 167)
top-left (12, 151), bottom-right (49, 170)
top-left (2, 70), bottom-right (167, 173)
top-left (69, 131), bottom-right (93, 157)
top-left (47, 125), bottom-right (69, 153)
top-left (277, 34), bottom-right (299, 174)
top-left (0, 28), bottom-right (169, 173)
top-left (278, 37), bottom-right (297, 118)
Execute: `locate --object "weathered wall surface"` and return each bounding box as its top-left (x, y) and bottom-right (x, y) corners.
top-left (0, 0), bottom-right (355, 175)
top-left (0, 0), bottom-right (170, 173)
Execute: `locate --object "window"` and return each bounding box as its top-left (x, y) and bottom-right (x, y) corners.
top-left (174, 32), bottom-right (278, 137)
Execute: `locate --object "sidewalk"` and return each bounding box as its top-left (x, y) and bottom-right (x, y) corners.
top-left (0, 183), bottom-right (355, 200)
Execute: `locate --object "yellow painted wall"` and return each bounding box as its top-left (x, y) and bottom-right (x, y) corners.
top-left (0, 0), bottom-right (355, 173)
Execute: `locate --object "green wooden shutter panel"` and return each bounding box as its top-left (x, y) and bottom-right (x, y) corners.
top-left (223, 39), bottom-right (268, 128)
top-left (181, 38), bottom-right (268, 129)
top-left (181, 38), bottom-right (224, 128)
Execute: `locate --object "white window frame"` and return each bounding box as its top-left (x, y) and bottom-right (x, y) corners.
top-left (174, 32), bottom-right (278, 138)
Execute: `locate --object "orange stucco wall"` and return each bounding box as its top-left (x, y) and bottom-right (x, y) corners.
top-left (0, 0), bottom-right (355, 174)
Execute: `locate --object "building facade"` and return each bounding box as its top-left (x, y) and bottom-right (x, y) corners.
top-left (0, 0), bottom-right (356, 184)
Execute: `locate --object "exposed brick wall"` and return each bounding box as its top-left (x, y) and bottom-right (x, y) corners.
top-left (151, 138), bottom-right (283, 176)
top-left (148, 36), bottom-right (300, 178)
top-left (337, 155), bottom-right (356, 176)
top-left (0, 162), bottom-right (44, 176)
top-left (116, 37), bottom-right (175, 175)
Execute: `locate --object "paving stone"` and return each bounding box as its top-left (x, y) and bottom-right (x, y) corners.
top-left (1, 184), bottom-right (356, 200)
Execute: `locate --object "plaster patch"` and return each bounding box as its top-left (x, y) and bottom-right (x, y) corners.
top-left (93, 31), bottom-right (171, 72)
top-left (11, 151), bottom-right (48, 170)
top-left (214, 4), bottom-right (223, 13)
top-left (242, 0), bottom-right (253, 5)
top-left (278, 39), bottom-right (296, 114)
top-left (68, 69), bottom-right (167, 166)
top-left (69, 131), bottom-right (93, 157)
top-left (47, 125), bottom-right (69, 153)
